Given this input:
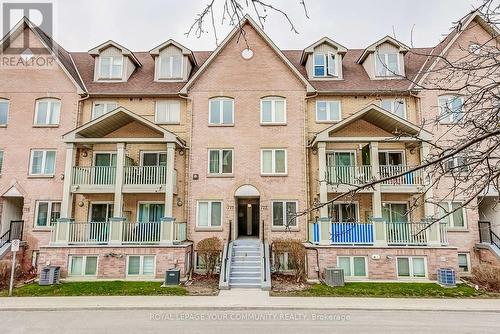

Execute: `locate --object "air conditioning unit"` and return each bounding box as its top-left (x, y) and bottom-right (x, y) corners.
top-left (437, 268), bottom-right (456, 287)
top-left (324, 267), bottom-right (344, 287)
top-left (164, 268), bottom-right (181, 286)
top-left (39, 266), bottom-right (61, 285)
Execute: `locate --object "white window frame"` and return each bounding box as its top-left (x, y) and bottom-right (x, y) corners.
top-left (139, 151), bottom-right (167, 166)
top-left (159, 54), bottom-right (183, 79)
top-left (29, 149), bottom-right (56, 176)
top-left (68, 255), bottom-right (98, 277)
top-left (271, 200), bottom-right (298, 227)
top-left (313, 53), bottom-right (327, 77)
top-left (327, 52), bottom-right (338, 76)
top-left (375, 52), bottom-right (400, 77)
top-left (260, 97), bottom-right (287, 124)
top-left (315, 101), bottom-right (342, 122)
top-left (196, 200), bottom-right (223, 228)
top-left (337, 256), bottom-right (368, 278)
top-left (328, 201), bottom-right (360, 222)
top-left (136, 201), bottom-right (165, 223)
top-left (98, 55), bottom-right (123, 79)
top-left (458, 253), bottom-right (471, 274)
top-left (155, 100), bottom-right (181, 124)
top-left (0, 99), bottom-right (9, 126)
top-left (380, 98), bottom-right (406, 119)
top-left (34, 98), bottom-right (60, 126)
top-left (396, 256), bottom-right (427, 279)
top-left (126, 255), bottom-right (156, 277)
top-left (209, 98), bottom-right (234, 125)
top-left (445, 154), bottom-right (469, 173)
top-left (194, 251), bottom-right (221, 271)
top-left (261, 149), bottom-right (288, 175)
top-left (439, 201), bottom-right (467, 229)
top-left (91, 101), bottom-right (118, 120)
top-left (378, 150), bottom-right (406, 166)
top-left (207, 149), bottom-right (233, 175)
top-left (34, 200), bottom-right (61, 227)
top-left (88, 201), bottom-right (114, 223)
top-left (273, 252), bottom-right (296, 271)
top-left (438, 95), bottom-right (464, 123)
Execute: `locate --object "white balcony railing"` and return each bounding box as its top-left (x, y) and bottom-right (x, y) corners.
top-left (379, 165), bottom-right (424, 186)
top-left (122, 221), bottom-right (162, 244)
top-left (326, 165), bottom-right (372, 185)
top-left (72, 166), bottom-right (116, 185)
top-left (386, 221), bottom-right (428, 245)
top-left (124, 165), bottom-right (167, 185)
top-left (64, 221), bottom-right (110, 245)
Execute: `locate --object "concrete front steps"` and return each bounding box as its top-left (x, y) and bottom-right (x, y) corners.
top-left (229, 239), bottom-right (262, 288)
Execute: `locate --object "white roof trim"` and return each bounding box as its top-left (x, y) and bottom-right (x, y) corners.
top-left (180, 15), bottom-right (315, 95)
top-left (149, 39), bottom-right (197, 66)
top-left (357, 35), bottom-right (410, 64)
top-left (300, 37), bottom-right (348, 64)
top-left (1, 184), bottom-right (25, 198)
top-left (88, 40), bottom-right (142, 67)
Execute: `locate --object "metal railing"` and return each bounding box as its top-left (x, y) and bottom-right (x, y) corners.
top-left (124, 165), bottom-right (167, 185)
top-left (439, 222), bottom-right (449, 245)
top-left (122, 221), bottom-right (161, 244)
top-left (1, 220), bottom-right (24, 249)
top-left (72, 166), bottom-right (116, 185)
top-left (326, 165), bottom-right (372, 185)
top-left (479, 221), bottom-right (500, 250)
top-left (331, 222), bottom-right (374, 244)
top-left (223, 220), bottom-right (232, 283)
top-left (386, 221), bottom-right (428, 245)
top-left (68, 222), bottom-right (110, 244)
top-left (379, 165), bottom-right (424, 185)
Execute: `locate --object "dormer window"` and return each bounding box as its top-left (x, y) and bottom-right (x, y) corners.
top-left (99, 55), bottom-right (123, 79)
top-left (375, 52), bottom-right (399, 76)
top-left (313, 53), bottom-right (337, 77)
top-left (159, 55), bottom-right (183, 79)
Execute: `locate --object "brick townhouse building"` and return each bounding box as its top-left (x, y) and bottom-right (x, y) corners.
top-left (0, 10), bottom-right (498, 288)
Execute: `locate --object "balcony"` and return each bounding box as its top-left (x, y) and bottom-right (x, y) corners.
top-left (308, 220), bottom-right (448, 246)
top-left (326, 165), bottom-right (425, 192)
top-left (71, 165), bottom-right (174, 193)
top-left (50, 220), bottom-right (187, 246)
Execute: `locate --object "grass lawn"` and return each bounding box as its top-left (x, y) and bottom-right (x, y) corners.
top-left (0, 281), bottom-right (187, 297)
top-left (271, 282), bottom-right (498, 298)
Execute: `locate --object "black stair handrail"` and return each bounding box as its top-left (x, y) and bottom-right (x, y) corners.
top-left (223, 220), bottom-right (232, 283)
top-left (0, 220), bottom-right (24, 250)
top-left (0, 229), bottom-right (10, 249)
top-left (491, 229), bottom-right (500, 250)
top-left (479, 221), bottom-right (500, 250)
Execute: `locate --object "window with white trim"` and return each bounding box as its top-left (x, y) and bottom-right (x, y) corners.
top-left (99, 56), bottom-right (123, 79)
top-left (92, 101), bottom-right (117, 119)
top-left (458, 253), bottom-right (470, 273)
top-left (380, 98), bottom-right (406, 119)
top-left (261, 149), bottom-right (287, 175)
top-left (375, 52), bottom-right (399, 76)
top-left (273, 252), bottom-right (296, 271)
top-left (397, 257), bottom-right (426, 278)
top-left (272, 201), bottom-right (297, 227)
top-left (35, 201), bottom-right (61, 227)
top-left (445, 154), bottom-right (469, 173)
top-left (197, 201), bottom-right (222, 227)
top-left (261, 97), bottom-right (286, 124)
top-left (0, 99), bottom-right (9, 125)
top-left (313, 52), bottom-right (337, 77)
top-left (159, 54), bottom-right (183, 79)
top-left (338, 256), bottom-right (367, 277)
top-left (127, 255), bottom-right (155, 276)
top-left (30, 150), bottom-right (56, 175)
top-left (439, 202), bottom-right (466, 228)
top-left (316, 101), bottom-right (341, 122)
top-left (155, 100), bottom-right (180, 123)
top-left (0, 150), bottom-right (3, 174)
top-left (195, 252), bottom-right (221, 271)
top-left (438, 95), bottom-right (463, 123)
top-left (69, 255), bottom-right (98, 276)
top-left (208, 149), bottom-right (233, 175)
top-left (209, 98), bottom-right (234, 125)
top-left (34, 99), bottom-right (60, 125)
top-left (328, 202), bottom-right (358, 222)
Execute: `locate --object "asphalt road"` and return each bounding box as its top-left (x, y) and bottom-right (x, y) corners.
top-left (0, 309), bottom-right (499, 334)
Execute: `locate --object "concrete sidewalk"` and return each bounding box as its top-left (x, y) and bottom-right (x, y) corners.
top-left (1, 289), bottom-right (500, 312)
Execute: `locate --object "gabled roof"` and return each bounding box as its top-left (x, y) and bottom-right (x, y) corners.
top-left (1, 184), bottom-right (26, 198)
top-left (411, 10), bottom-right (500, 89)
top-left (300, 37), bottom-right (348, 64)
top-left (357, 35), bottom-right (410, 64)
top-left (63, 107), bottom-right (184, 146)
top-left (180, 15), bottom-right (315, 95)
top-left (88, 40), bottom-right (142, 67)
top-left (149, 39), bottom-right (197, 66)
top-left (0, 17), bottom-right (86, 94)
top-left (312, 104), bottom-right (432, 144)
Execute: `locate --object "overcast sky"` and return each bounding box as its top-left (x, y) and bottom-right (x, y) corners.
top-left (5, 0), bottom-right (484, 51)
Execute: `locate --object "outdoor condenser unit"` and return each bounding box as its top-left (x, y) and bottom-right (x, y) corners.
top-left (39, 266), bottom-right (61, 285)
top-left (164, 268), bottom-right (180, 286)
top-left (324, 267), bottom-right (345, 287)
top-left (437, 268), bottom-right (456, 287)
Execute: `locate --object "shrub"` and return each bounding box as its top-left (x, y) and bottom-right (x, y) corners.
top-left (272, 239), bottom-right (307, 282)
top-left (197, 237), bottom-right (222, 277)
top-left (471, 264), bottom-right (500, 292)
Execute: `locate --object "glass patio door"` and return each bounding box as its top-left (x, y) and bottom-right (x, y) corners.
top-left (141, 152), bottom-right (167, 184)
top-left (138, 203), bottom-right (165, 223)
top-left (383, 203), bottom-right (410, 243)
top-left (94, 153), bottom-right (116, 184)
top-left (329, 203), bottom-right (358, 222)
top-left (89, 203), bottom-right (113, 242)
top-left (328, 152), bottom-right (356, 184)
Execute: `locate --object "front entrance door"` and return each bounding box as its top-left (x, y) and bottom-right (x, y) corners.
top-left (94, 153), bottom-right (116, 184)
top-left (90, 203), bottom-right (113, 222)
top-left (237, 198), bottom-right (259, 238)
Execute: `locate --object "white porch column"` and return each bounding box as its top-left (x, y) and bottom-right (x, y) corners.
top-left (370, 142), bottom-right (382, 218)
top-left (420, 142), bottom-right (441, 245)
top-left (60, 143), bottom-right (76, 218)
top-left (113, 142), bottom-right (126, 218)
top-left (164, 142), bottom-right (176, 218)
top-left (318, 142), bottom-right (329, 218)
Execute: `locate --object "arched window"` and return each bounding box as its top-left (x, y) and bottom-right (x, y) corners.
top-left (209, 97), bottom-right (234, 125)
top-left (0, 98), bottom-right (9, 126)
top-left (260, 96), bottom-right (286, 124)
top-left (34, 98), bottom-right (61, 125)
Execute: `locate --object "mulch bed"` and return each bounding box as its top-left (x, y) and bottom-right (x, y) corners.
top-left (271, 273), bottom-right (310, 293)
top-left (183, 273), bottom-right (220, 296)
